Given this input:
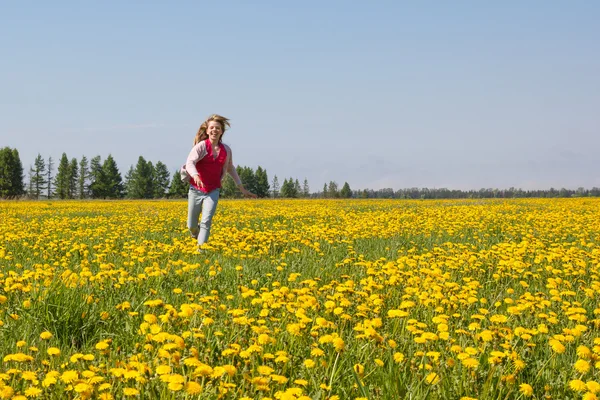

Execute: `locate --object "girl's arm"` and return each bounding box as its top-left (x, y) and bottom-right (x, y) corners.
top-left (185, 142), bottom-right (207, 187)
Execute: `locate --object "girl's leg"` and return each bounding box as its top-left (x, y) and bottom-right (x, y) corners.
top-left (187, 187), bottom-right (203, 239)
top-left (198, 189), bottom-right (220, 245)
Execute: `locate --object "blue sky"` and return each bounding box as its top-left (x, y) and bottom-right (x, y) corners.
top-left (1, 1), bottom-right (599, 191)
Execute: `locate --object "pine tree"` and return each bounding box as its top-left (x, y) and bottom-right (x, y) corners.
top-left (328, 181), bottom-right (339, 198)
top-left (254, 166), bottom-right (270, 198)
top-left (124, 166), bottom-right (135, 198)
top-left (46, 156), bottom-right (54, 198)
top-left (102, 154), bottom-right (123, 198)
top-left (237, 166), bottom-right (257, 194)
top-left (280, 178), bottom-right (290, 198)
top-left (280, 178), bottom-right (298, 198)
top-left (303, 178), bottom-right (310, 198)
top-left (294, 179), bottom-right (301, 197)
top-left (10, 149), bottom-right (25, 197)
top-left (272, 175), bottom-right (280, 198)
top-left (153, 161), bottom-right (170, 198)
top-left (68, 158), bottom-right (78, 199)
top-left (30, 154), bottom-right (47, 199)
top-left (0, 148), bottom-right (13, 198)
top-left (168, 170), bottom-right (188, 198)
top-left (27, 168), bottom-right (34, 198)
top-left (340, 182), bottom-right (352, 198)
top-left (89, 156), bottom-right (104, 198)
top-left (128, 156), bottom-right (153, 198)
top-left (78, 156), bottom-right (89, 199)
top-left (54, 153), bottom-right (70, 199)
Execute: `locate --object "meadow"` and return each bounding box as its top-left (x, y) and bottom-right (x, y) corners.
top-left (0, 198), bottom-right (599, 400)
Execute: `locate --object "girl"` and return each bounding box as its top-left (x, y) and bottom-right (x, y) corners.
top-left (183, 114), bottom-right (256, 247)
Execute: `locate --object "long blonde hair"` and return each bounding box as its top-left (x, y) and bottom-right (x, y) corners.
top-left (193, 114), bottom-right (231, 145)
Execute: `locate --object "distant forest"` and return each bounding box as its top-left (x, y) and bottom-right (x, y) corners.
top-left (1, 146), bottom-right (599, 199)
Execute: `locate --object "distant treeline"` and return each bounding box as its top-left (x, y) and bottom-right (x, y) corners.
top-left (1, 147), bottom-right (599, 200)
top-left (345, 187), bottom-right (600, 199)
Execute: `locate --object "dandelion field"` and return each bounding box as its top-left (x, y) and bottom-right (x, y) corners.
top-left (1, 198), bottom-right (599, 400)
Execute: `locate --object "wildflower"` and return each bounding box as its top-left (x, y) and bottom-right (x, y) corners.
top-left (575, 359), bottom-right (591, 374)
top-left (549, 340), bottom-right (566, 354)
top-left (578, 346), bottom-right (592, 359)
top-left (462, 358), bottom-right (479, 369)
top-left (425, 373), bottom-right (440, 385)
top-left (587, 381), bottom-right (600, 393)
top-left (47, 347), bottom-right (60, 356)
top-left (519, 383), bottom-right (533, 397)
top-left (570, 380), bottom-right (588, 392)
top-left (257, 366), bottom-right (274, 376)
top-left (353, 364), bottom-right (364, 377)
top-left (333, 337), bottom-right (345, 352)
top-left (24, 387), bottom-right (42, 397)
top-left (185, 382), bottom-right (202, 395)
top-left (123, 387), bottom-right (140, 396)
top-left (60, 370), bottom-right (78, 384)
top-left (39, 332), bottom-right (53, 340)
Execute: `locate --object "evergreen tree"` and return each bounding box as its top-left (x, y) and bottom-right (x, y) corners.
top-left (102, 154), bottom-right (123, 198)
top-left (10, 149), bottom-right (24, 197)
top-left (30, 154), bottom-right (47, 199)
top-left (0, 147), bottom-right (13, 197)
top-left (168, 170), bottom-right (188, 198)
top-left (78, 156), bottom-right (89, 199)
top-left (237, 166), bottom-right (257, 194)
top-left (294, 179), bottom-right (301, 197)
top-left (89, 156), bottom-right (104, 198)
top-left (123, 166), bottom-right (134, 198)
top-left (46, 156), bottom-right (54, 198)
top-left (272, 175), bottom-right (280, 198)
top-left (128, 156), bottom-right (153, 198)
top-left (0, 147), bottom-right (24, 198)
top-left (68, 158), bottom-right (78, 199)
top-left (54, 153), bottom-right (70, 199)
top-left (280, 178), bottom-right (298, 198)
top-left (340, 182), bottom-right (352, 198)
top-left (328, 181), bottom-right (339, 198)
top-left (280, 178), bottom-right (290, 198)
top-left (254, 166), bottom-right (270, 198)
top-left (27, 168), bottom-right (34, 198)
top-left (303, 178), bottom-right (310, 198)
top-left (153, 161), bottom-right (170, 198)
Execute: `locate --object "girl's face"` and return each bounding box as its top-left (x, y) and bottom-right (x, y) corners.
top-left (207, 121), bottom-right (223, 142)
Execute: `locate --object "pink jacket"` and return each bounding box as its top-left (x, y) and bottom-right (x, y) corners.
top-left (180, 141), bottom-right (242, 186)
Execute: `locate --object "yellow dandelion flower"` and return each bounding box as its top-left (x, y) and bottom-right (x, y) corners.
top-left (571, 380), bottom-right (588, 392)
top-left (185, 382), bottom-right (202, 395)
top-left (575, 359), bottom-right (591, 374)
top-left (47, 347), bottom-right (60, 356)
top-left (425, 372), bottom-right (440, 385)
top-left (123, 387), bottom-right (140, 396)
top-left (587, 381), bottom-right (600, 393)
top-left (519, 383), bottom-right (533, 397)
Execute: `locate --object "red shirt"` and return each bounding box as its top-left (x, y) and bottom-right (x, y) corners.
top-left (190, 139), bottom-right (228, 193)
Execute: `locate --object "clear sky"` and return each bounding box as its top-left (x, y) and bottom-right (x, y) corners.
top-left (1, 1), bottom-right (599, 191)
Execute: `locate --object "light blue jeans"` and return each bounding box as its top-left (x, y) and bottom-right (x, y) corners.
top-left (187, 187), bottom-right (220, 245)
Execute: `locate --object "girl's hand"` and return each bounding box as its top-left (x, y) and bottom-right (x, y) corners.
top-left (240, 188), bottom-right (257, 198)
top-left (193, 175), bottom-right (204, 189)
